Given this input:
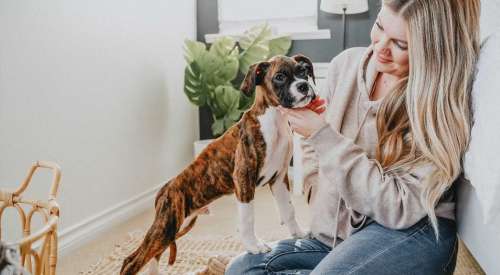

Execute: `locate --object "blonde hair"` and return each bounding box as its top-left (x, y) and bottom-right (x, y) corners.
top-left (376, 0), bottom-right (480, 240)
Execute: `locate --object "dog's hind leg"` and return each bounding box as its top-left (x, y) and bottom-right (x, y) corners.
top-left (149, 242), bottom-right (174, 275)
top-left (120, 197), bottom-right (183, 275)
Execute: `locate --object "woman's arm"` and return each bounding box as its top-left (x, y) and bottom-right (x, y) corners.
top-left (287, 48), bottom-right (432, 229)
top-left (307, 124), bottom-right (434, 229)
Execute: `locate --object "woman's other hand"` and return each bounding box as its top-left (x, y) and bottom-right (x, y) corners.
top-left (278, 97), bottom-right (328, 138)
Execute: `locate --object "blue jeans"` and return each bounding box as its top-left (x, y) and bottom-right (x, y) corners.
top-left (225, 217), bottom-right (458, 275)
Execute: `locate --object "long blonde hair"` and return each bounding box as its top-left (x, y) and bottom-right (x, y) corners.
top-left (376, 0), bottom-right (480, 240)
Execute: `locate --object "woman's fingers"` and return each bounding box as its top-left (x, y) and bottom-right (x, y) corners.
top-left (283, 110), bottom-right (303, 118)
top-left (314, 105), bottom-right (326, 114)
top-left (313, 98), bottom-right (326, 107)
top-left (306, 98), bottom-right (326, 114)
top-left (306, 98), bottom-right (325, 110)
top-left (278, 104), bottom-right (325, 117)
top-left (284, 113), bottom-right (301, 127)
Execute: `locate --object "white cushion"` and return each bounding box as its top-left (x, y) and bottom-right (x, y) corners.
top-left (464, 31), bottom-right (500, 224)
top-left (480, 0), bottom-right (500, 42)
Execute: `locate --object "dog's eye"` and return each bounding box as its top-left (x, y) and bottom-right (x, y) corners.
top-left (274, 73), bottom-right (287, 83)
top-left (297, 68), bottom-right (307, 78)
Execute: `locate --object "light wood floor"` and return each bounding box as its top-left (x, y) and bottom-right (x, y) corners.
top-left (57, 188), bottom-right (310, 274)
top-left (57, 187), bottom-right (483, 274)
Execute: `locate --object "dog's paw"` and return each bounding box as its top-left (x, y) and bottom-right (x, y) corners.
top-left (244, 240), bottom-right (271, 254)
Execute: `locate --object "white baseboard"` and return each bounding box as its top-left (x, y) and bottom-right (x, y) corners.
top-left (57, 183), bottom-right (163, 257)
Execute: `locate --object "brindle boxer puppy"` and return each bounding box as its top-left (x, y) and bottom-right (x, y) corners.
top-left (120, 54), bottom-right (317, 275)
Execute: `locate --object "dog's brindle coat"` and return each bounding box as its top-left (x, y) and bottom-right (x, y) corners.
top-left (120, 54), bottom-right (317, 275)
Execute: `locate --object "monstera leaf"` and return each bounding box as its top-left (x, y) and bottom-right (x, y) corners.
top-left (184, 39), bottom-right (223, 89)
top-left (268, 35), bottom-right (292, 58)
top-left (211, 118), bottom-right (225, 137)
top-left (211, 85), bottom-right (240, 117)
top-left (210, 85), bottom-right (244, 135)
top-left (209, 37), bottom-right (239, 84)
top-left (198, 51), bottom-right (225, 87)
top-left (183, 24), bottom-right (292, 137)
top-left (211, 114), bottom-right (240, 136)
top-left (238, 24), bottom-right (272, 74)
top-left (210, 36), bottom-right (236, 57)
top-left (238, 93), bottom-right (254, 110)
top-left (184, 39), bottom-right (206, 64)
top-left (184, 61), bottom-right (207, 106)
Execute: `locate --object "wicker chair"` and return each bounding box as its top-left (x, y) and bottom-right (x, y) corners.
top-left (0, 161), bottom-right (61, 275)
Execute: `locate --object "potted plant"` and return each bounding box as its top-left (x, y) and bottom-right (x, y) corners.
top-left (183, 24), bottom-right (292, 157)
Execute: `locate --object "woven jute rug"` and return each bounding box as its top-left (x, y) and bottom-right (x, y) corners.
top-left (80, 231), bottom-right (281, 275)
top-left (81, 231), bottom-right (484, 275)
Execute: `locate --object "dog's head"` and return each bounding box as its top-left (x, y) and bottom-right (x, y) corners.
top-left (240, 54), bottom-right (317, 108)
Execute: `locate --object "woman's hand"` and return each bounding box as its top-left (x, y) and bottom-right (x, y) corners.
top-left (278, 97), bottom-right (328, 138)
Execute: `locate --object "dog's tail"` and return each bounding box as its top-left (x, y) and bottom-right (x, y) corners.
top-left (168, 215), bottom-right (198, 265)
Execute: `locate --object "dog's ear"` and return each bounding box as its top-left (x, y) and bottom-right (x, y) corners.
top-left (240, 62), bottom-right (271, 96)
top-left (292, 54), bottom-right (315, 85)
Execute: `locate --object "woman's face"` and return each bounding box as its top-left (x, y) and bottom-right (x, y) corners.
top-left (370, 5), bottom-right (409, 78)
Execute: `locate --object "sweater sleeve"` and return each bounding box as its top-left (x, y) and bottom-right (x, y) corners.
top-left (306, 124), bottom-right (436, 229)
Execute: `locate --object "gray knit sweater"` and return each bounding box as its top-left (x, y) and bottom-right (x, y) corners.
top-left (301, 46), bottom-right (456, 248)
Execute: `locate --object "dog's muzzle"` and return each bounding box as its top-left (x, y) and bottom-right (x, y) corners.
top-left (290, 80), bottom-right (317, 108)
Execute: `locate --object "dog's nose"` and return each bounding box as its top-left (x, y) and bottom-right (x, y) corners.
top-left (297, 82), bottom-right (309, 95)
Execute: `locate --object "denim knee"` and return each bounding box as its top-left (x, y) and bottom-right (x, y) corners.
top-left (225, 252), bottom-right (267, 275)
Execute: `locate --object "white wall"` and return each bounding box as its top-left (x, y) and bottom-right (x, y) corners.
top-left (481, 0), bottom-right (500, 41)
top-left (0, 0), bottom-right (198, 252)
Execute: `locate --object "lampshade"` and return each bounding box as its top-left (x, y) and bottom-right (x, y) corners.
top-left (320, 0), bottom-right (369, 15)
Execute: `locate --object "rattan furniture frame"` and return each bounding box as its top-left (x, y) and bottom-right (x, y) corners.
top-left (0, 161), bottom-right (61, 275)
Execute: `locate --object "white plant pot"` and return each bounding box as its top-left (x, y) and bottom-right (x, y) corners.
top-left (193, 139), bottom-right (214, 158)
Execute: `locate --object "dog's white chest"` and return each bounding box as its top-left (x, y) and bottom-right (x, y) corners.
top-left (257, 108), bottom-right (293, 185)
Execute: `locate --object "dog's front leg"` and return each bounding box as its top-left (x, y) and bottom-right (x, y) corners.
top-left (236, 199), bottom-right (271, 253)
top-left (270, 174), bottom-right (307, 238)
top-left (233, 141), bottom-right (271, 254)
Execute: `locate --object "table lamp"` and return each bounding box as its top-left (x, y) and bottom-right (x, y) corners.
top-left (320, 0), bottom-right (369, 49)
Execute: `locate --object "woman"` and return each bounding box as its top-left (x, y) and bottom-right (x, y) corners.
top-left (225, 0), bottom-right (480, 274)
